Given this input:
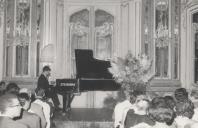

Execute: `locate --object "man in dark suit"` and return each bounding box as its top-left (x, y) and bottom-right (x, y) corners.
top-left (37, 66), bottom-right (60, 109)
top-left (0, 93), bottom-right (29, 128)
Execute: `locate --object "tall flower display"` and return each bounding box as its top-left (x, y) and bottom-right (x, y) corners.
top-left (108, 52), bottom-right (154, 95)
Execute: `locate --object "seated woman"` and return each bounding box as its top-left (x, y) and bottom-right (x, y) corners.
top-left (148, 97), bottom-right (176, 128)
top-left (175, 100), bottom-right (198, 128)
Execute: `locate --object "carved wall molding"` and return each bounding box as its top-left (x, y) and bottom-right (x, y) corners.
top-left (121, 0), bottom-right (131, 7)
top-left (57, 0), bottom-right (64, 7)
top-left (69, 22), bottom-right (89, 36)
top-left (95, 22), bottom-right (113, 37)
top-left (180, 1), bottom-right (198, 88)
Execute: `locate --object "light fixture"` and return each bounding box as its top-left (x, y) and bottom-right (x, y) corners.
top-left (155, 0), bottom-right (170, 48)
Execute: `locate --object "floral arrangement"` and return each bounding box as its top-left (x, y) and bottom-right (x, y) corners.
top-left (108, 52), bottom-right (154, 93)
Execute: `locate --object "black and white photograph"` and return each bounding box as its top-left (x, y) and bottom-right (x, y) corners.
top-left (1, 0), bottom-right (198, 128)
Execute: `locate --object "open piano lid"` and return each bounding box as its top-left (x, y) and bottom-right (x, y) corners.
top-left (75, 49), bottom-right (120, 91)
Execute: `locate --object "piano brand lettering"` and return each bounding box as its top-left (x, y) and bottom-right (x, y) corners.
top-left (60, 83), bottom-right (75, 87)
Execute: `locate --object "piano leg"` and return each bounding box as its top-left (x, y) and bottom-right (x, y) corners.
top-left (62, 94), bottom-right (67, 112)
top-left (67, 94), bottom-right (75, 109)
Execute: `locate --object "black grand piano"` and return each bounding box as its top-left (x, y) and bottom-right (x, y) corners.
top-left (56, 49), bottom-right (120, 112)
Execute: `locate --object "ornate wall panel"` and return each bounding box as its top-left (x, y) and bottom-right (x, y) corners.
top-left (69, 8), bottom-right (114, 78)
top-left (95, 9), bottom-right (114, 60)
top-left (143, 0), bottom-right (180, 82)
top-left (4, 0), bottom-right (42, 81)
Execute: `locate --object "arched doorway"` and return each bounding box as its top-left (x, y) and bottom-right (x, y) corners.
top-left (181, 2), bottom-right (198, 89)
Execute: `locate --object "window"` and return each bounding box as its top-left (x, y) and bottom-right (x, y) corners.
top-left (143, 0), bottom-right (180, 80)
top-left (15, 45), bottom-right (29, 75)
top-left (69, 8), bottom-right (114, 77)
top-left (4, 0), bottom-right (41, 78)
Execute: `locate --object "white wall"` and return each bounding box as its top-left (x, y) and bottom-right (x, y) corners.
top-left (0, 11), bottom-right (4, 81)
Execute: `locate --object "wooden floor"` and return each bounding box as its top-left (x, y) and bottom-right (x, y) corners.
top-left (53, 108), bottom-right (114, 121)
top-left (53, 108), bottom-right (114, 128)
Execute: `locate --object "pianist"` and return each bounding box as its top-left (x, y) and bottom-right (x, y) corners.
top-left (37, 66), bottom-right (60, 110)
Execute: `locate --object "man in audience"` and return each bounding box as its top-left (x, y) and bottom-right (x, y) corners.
top-left (113, 91), bottom-right (140, 128)
top-left (148, 97), bottom-right (176, 128)
top-left (37, 65), bottom-right (60, 110)
top-left (34, 88), bottom-right (51, 128)
top-left (15, 93), bottom-right (41, 128)
top-left (6, 82), bottom-right (20, 95)
top-left (0, 93), bottom-right (29, 128)
top-left (19, 88), bottom-right (47, 128)
top-left (125, 95), bottom-right (155, 128)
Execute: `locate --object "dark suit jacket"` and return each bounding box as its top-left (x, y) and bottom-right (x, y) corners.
top-left (0, 116), bottom-right (29, 128)
top-left (37, 74), bottom-right (50, 90)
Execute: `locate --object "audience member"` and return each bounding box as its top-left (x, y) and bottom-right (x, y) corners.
top-left (175, 99), bottom-right (198, 128)
top-left (125, 95), bottom-right (155, 128)
top-left (0, 93), bottom-right (29, 128)
top-left (34, 88), bottom-right (51, 128)
top-left (15, 93), bottom-right (41, 128)
top-left (19, 88), bottom-right (47, 128)
top-left (6, 82), bottom-right (20, 95)
top-left (113, 91), bottom-right (139, 128)
top-left (148, 97), bottom-right (176, 128)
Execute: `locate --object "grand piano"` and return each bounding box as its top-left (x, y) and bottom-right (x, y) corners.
top-left (75, 49), bottom-right (120, 91)
top-left (56, 49), bottom-right (120, 112)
